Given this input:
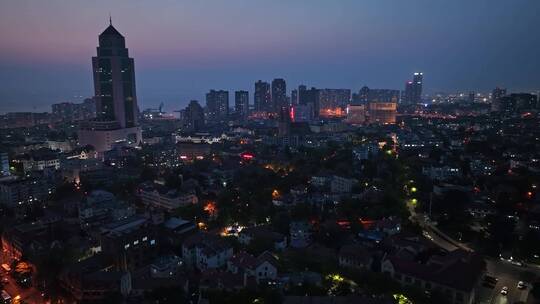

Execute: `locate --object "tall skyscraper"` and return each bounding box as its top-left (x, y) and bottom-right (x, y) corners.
top-left (206, 90), bottom-right (229, 122)
top-left (403, 72), bottom-right (423, 104)
top-left (78, 21), bottom-right (142, 152)
top-left (235, 90), bottom-right (249, 119)
top-left (254, 80), bottom-right (271, 112)
top-left (93, 21), bottom-right (138, 128)
top-left (271, 78), bottom-right (287, 112)
top-left (183, 100), bottom-right (205, 132)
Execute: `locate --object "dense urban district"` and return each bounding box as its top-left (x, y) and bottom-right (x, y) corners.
top-left (0, 23), bottom-right (540, 304)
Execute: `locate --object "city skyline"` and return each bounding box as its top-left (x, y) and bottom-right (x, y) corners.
top-left (1, 0), bottom-right (540, 113)
top-left (1, 3), bottom-right (540, 303)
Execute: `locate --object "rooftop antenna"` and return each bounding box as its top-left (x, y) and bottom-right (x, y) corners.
top-left (109, 13), bottom-right (112, 26)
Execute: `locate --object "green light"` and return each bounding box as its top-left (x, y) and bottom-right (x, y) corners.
top-left (411, 187), bottom-right (417, 192)
top-left (393, 294), bottom-right (413, 304)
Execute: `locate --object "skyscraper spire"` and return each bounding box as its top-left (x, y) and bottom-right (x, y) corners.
top-left (109, 13), bottom-right (112, 26)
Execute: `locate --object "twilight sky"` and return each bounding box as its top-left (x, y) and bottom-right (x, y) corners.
top-left (0, 0), bottom-right (539, 113)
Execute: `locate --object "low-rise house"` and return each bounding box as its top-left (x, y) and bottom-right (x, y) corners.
top-left (161, 217), bottom-right (196, 246)
top-left (238, 225), bottom-right (287, 251)
top-left (150, 254), bottom-right (183, 278)
top-left (182, 233), bottom-right (234, 271)
top-left (2, 215), bottom-right (63, 261)
top-left (330, 175), bottom-right (358, 193)
top-left (374, 217), bottom-right (401, 236)
top-left (422, 165), bottom-right (461, 181)
top-left (61, 158), bottom-right (103, 183)
top-left (227, 251), bottom-right (279, 283)
top-left (290, 221), bottom-right (312, 248)
top-left (78, 190), bottom-right (135, 229)
top-left (467, 201), bottom-right (496, 219)
top-left (59, 254), bottom-right (132, 303)
top-left (199, 270), bottom-right (253, 292)
top-left (283, 296), bottom-right (395, 304)
top-left (100, 216), bottom-right (159, 271)
top-left (381, 249), bottom-right (485, 304)
top-left (13, 148), bottom-right (60, 172)
top-left (0, 175), bottom-right (52, 207)
top-left (310, 175), bottom-right (331, 188)
top-left (139, 182), bottom-right (198, 211)
top-left (338, 244), bottom-right (373, 270)
top-left (65, 145), bottom-right (98, 160)
top-left (353, 143), bottom-right (379, 161)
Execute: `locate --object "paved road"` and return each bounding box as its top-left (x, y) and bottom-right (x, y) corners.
top-left (477, 258), bottom-right (532, 304)
top-left (407, 203), bottom-right (538, 303)
top-left (1, 270), bottom-right (46, 304)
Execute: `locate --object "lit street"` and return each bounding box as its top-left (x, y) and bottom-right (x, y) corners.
top-left (1, 2), bottom-right (540, 303)
top-left (1, 270), bottom-right (45, 304)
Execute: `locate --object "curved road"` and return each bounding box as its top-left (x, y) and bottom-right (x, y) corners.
top-left (407, 202), bottom-right (536, 304)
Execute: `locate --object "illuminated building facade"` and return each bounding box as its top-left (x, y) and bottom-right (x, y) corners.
top-left (368, 102), bottom-right (397, 124)
top-left (318, 89), bottom-right (350, 117)
top-left (346, 104), bottom-right (366, 125)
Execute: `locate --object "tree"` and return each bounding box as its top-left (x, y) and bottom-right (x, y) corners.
top-left (246, 237), bottom-right (274, 256)
top-left (145, 286), bottom-right (187, 303)
top-left (531, 281), bottom-right (540, 300)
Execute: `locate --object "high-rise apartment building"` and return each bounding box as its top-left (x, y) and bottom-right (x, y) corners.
top-left (403, 72), bottom-right (423, 104)
top-left (352, 86), bottom-right (370, 104)
top-left (52, 98), bottom-right (96, 122)
top-left (183, 100), bottom-right (205, 132)
top-left (367, 89), bottom-right (400, 103)
top-left (291, 89), bottom-right (298, 106)
top-left (271, 78), bottom-right (287, 112)
top-left (318, 89), bottom-right (351, 110)
top-left (254, 80), bottom-right (271, 112)
top-left (206, 90), bottom-right (229, 122)
top-left (299, 87), bottom-right (320, 118)
top-left (235, 90), bottom-right (249, 119)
